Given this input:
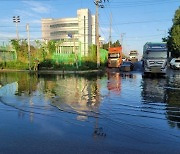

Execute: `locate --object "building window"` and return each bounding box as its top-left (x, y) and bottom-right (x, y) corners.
top-left (50, 23), bottom-right (78, 28)
top-left (50, 31), bottom-right (78, 36)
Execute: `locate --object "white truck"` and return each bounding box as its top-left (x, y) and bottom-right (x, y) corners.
top-left (129, 50), bottom-right (138, 62)
top-left (142, 42), bottom-right (167, 75)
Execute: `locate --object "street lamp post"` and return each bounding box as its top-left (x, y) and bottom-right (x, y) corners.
top-left (26, 23), bottom-right (31, 71)
top-left (13, 16), bottom-right (20, 40)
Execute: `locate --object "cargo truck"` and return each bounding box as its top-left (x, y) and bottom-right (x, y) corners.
top-left (108, 47), bottom-right (122, 68)
top-left (142, 42), bottom-right (167, 75)
top-left (129, 50), bottom-right (138, 62)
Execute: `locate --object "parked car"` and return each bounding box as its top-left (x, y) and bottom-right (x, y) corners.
top-left (120, 61), bottom-right (134, 72)
top-left (170, 58), bottom-right (180, 69)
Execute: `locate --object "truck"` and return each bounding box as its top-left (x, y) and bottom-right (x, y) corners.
top-left (108, 47), bottom-right (122, 68)
top-left (142, 42), bottom-right (167, 75)
top-left (129, 50), bottom-right (138, 62)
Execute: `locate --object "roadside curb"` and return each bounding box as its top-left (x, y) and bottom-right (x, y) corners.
top-left (0, 69), bottom-right (104, 74)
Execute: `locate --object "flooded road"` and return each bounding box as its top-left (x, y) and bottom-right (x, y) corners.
top-left (0, 70), bottom-right (180, 154)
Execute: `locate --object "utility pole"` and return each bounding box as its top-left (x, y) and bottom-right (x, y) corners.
top-left (3, 42), bottom-right (6, 67)
top-left (109, 12), bottom-right (112, 48)
top-left (120, 33), bottom-right (125, 55)
top-left (13, 16), bottom-right (20, 40)
top-left (26, 23), bottom-right (31, 71)
top-left (94, 0), bottom-right (109, 68)
top-left (96, 0), bottom-right (100, 68)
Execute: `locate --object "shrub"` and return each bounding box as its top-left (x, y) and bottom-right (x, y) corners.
top-left (0, 61), bottom-right (29, 70)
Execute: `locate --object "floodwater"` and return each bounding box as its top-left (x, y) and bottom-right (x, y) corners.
top-left (0, 70), bottom-right (180, 154)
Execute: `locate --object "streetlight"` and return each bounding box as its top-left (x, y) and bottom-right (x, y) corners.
top-left (26, 23), bottom-right (31, 71)
top-left (13, 16), bottom-right (20, 40)
top-left (120, 33), bottom-right (126, 55)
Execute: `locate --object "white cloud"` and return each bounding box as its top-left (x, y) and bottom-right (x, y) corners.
top-left (0, 18), bottom-right (11, 24)
top-left (15, 10), bottom-right (36, 18)
top-left (30, 19), bottom-right (41, 24)
top-left (22, 0), bottom-right (50, 14)
top-left (0, 33), bottom-right (16, 39)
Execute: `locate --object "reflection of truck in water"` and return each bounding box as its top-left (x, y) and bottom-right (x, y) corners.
top-left (141, 75), bottom-right (180, 128)
top-left (141, 77), bottom-right (167, 103)
top-left (142, 42), bottom-right (167, 75)
top-left (129, 50), bottom-right (138, 62)
top-left (107, 72), bottom-right (121, 94)
top-left (108, 47), bottom-right (122, 68)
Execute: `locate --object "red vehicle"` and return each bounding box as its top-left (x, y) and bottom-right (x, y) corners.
top-left (107, 72), bottom-right (121, 95)
top-left (108, 47), bottom-right (122, 68)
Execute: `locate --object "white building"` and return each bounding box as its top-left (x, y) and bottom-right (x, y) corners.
top-left (41, 9), bottom-right (96, 56)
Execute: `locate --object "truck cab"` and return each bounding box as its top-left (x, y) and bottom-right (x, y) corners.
top-left (142, 42), bottom-right (167, 75)
top-left (108, 47), bottom-right (122, 68)
top-left (129, 50), bottom-right (138, 62)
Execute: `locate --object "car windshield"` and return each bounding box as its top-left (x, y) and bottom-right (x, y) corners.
top-left (146, 51), bottom-right (167, 59)
top-left (148, 43), bottom-right (166, 48)
top-left (108, 53), bottom-right (120, 58)
top-left (129, 53), bottom-right (137, 56)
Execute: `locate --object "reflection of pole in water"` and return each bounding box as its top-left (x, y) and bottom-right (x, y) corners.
top-left (28, 74), bottom-right (34, 122)
top-left (92, 78), bottom-right (106, 138)
top-left (29, 97), bottom-right (34, 123)
top-left (93, 117), bottom-right (106, 138)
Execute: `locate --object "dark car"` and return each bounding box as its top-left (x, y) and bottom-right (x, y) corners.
top-left (120, 61), bottom-right (134, 72)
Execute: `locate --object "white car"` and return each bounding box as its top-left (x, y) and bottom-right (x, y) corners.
top-left (170, 58), bottom-right (180, 69)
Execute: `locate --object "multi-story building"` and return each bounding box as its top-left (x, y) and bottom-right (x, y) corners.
top-left (41, 9), bottom-right (96, 57)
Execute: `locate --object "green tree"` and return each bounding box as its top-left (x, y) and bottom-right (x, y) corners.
top-left (10, 39), bottom-right (20, 51)
top-left (47, 40), bottom-right (56, 57)
top-left (89, 44), bottom-right (97, 62)
top-left (102, 40), bottom-right (121, 50)
top-left (10, 39), bottom-right (28, 62)
top-left (166, 7), bottom-right (180, 57)
top-left (102, 42), bottom-right (110, 50)
top-left (112, 40), bottom-right (121, 47)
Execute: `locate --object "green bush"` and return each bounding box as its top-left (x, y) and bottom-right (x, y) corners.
top-left (39, 59), bottom-right (54, 68)
top-left (0, 61), bottom-right (29, 70)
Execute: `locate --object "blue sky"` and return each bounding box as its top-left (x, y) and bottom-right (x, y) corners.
top-left (0, 0), bottom-right (179, 56)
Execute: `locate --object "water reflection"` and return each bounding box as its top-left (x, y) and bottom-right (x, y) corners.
top-left (0, 71), bottom-right (180, 129)
top-left (42, 74), bottom-right (101, 119)
top-left (141, 77), bottom-right (167, 103)
top-left (107, 72), bottom-right (121, 94)
top-left (0, 72), bottom-right (105, 126)
top-left (1, 71), bottom-right (180, 152)
top-left (141, 74), bottom-right (180, 128)
top-left (166, 73), bottom-right (180, 128)
top-left (39, 73), bottom-right (106, 139)
top-left (0, 72), bottom-right (40, 122)
top-left (107, 72), bottom-right (135, 95)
